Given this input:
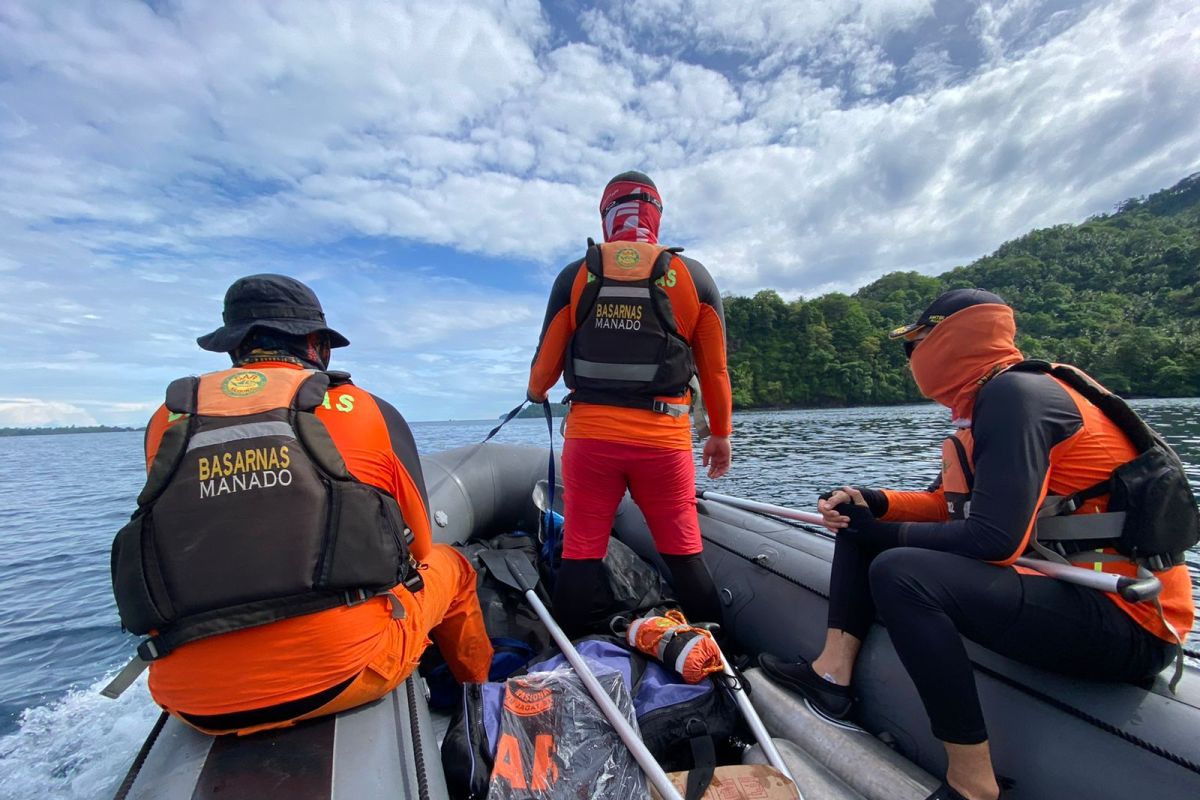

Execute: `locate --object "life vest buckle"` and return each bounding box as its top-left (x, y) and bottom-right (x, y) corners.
top-left (401, 560), bottom-right (425, 594)
top-left (136, 638), bottom-right (162, 662)
top-left (343, 588), bottom-right (372, 606)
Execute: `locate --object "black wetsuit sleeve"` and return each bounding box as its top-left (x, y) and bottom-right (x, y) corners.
top-left (527, 261), bottom-right (581, 399)
top-left (896, 371), bottom-right (1083, 561)
top-left (681, 255), bottom-right (724, 321)
top-left (372, 393), bottom-right (430, 515)
top-left (531, 262), bottom-right (580, 364)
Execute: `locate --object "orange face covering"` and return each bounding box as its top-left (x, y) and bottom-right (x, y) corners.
top-left (908, 303), bottom-right (1024, 425)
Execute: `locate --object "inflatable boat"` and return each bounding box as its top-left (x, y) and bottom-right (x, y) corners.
top-left (114, 444), bottom-right (1200, 799)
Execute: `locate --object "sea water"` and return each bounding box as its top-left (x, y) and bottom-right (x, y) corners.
top-left (1, 401), bottom-right (1198, 798)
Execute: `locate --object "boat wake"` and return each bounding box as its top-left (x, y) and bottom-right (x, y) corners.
top-left (0, 672), bottom-right (157, 800)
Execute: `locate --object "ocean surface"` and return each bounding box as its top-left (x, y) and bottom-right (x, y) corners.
top-left (1, 399), bottom-right (1198, 797)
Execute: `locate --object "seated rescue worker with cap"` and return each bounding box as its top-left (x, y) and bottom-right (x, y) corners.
top-left (105, 274), bottom-right (492, 734)
top-left (760, 289), bottom-right (1196, 800)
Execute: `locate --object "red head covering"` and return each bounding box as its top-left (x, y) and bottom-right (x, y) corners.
top-left (908, 303), bottom-right (1024, 426)
top-left (599, 171), bottom-right (662, 244)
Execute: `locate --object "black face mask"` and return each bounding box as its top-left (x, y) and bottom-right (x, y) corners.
top-left (903, 336), bottom-right (930, 360)
top-left (232, 330), bottom-right (331, 371)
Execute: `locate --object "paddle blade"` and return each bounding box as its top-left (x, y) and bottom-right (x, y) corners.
top-left (531, 480), bottom-right (564, 515)
top-left (477, 548), bottom-right (540, 594)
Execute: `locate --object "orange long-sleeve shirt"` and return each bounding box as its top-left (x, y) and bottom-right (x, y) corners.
top-left (527, 251), bottom-right (733, 450)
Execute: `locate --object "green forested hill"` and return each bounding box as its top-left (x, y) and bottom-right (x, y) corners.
top-left (725, 173), bottom-right (1200, 408)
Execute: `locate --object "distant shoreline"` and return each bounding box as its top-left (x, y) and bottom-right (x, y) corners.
top-left (0, 426), bottom-right (145, 438)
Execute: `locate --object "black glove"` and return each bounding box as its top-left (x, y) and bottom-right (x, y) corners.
top-left (820, 488), bottom-right (889, 517)
top-left (835, 502), bottom-right (903, 549)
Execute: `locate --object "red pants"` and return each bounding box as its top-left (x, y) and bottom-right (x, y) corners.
top-left (561, 437), bottom-right (702, 559)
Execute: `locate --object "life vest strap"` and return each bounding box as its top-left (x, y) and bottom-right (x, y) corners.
top-left (1035, 509), bottom-right (1126, 543)
top-left (100, 654), bottom-right (151, 699)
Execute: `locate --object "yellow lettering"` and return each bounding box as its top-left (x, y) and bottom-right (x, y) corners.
top-left (199, 457), bottom-right (210, 481)
top-left (280, 445), bottom-right (290, 469)
top-left (321, 392), bottom-right (333, 410)
top-left (336, 394), bottom-right (355, 413)
top-left (267, 448), bottom-right (279, 470)
top-left (233, 450), bottom-right (245, 473)
top-left (221, 451), bottom-right (233, 475)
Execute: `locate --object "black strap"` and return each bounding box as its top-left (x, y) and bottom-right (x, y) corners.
top-left (946, 434), bottom-right (975, 490)
top-left (178, 672), bottom-right (358, 731)
top-left (585, 240), bottom-right (604, 277)
top-left (541, 401), bottom-right (556, 543)
top-left (482, 400), bottom-right (529, 443)
top-left (601, 191), bottom-right (662, 214)
top-left (685, 733), bottom-right (716, 800)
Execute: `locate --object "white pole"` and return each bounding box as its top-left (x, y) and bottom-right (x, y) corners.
top-left (523, 588), bottom-right (685, 800)
top-left (697, 491), bottom-right (1160, 600)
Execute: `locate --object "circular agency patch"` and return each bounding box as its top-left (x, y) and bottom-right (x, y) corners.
top-left (614, 247), bottom-right (641, 269)
top-left (221, 370), bottom-right (268, 397)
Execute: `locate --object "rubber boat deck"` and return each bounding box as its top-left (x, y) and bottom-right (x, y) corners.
top-left (115, 444), bottom-right (1200, 799)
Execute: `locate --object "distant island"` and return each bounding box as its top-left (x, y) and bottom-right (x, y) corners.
top-left (511, 403), bottom-right (568, 419)
top-left (0, 425), bottom-right (144, 437)
top-left (725, 172), bottom-right (1200, 409)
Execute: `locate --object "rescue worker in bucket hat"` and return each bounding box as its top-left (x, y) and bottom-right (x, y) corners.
top-left (761, 288), bottom-right (1195, 800)
top-left (107, 274), bottom-right (492, 734)
top-left (526, 171), bottom-right (734, 636)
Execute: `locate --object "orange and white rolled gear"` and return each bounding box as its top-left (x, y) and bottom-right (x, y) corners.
top-left (626, 609), bottom-right (723, 684)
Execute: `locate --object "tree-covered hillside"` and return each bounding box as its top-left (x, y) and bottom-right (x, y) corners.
top-left (725, 173), bottom-right (1200, 408)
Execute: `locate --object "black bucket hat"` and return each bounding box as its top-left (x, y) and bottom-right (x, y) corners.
top-left (888, 288), bottom-right (1007, 340)
top-left (196, 274), bottom-right (350, 353)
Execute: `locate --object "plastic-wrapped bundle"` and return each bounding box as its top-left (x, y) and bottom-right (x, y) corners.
top-left (487, 664), bottom-right (648, 799)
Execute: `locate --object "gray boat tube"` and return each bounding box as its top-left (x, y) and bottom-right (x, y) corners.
top-left (746, 669), bottom-right (937, 800)
top-left (612, 494), bottom-right (1200, 799)
top-left (422, 443), bottom-right (559, 545)
top-left (744, 739), bottom-right (868, 800)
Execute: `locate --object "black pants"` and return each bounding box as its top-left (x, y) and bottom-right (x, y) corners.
top-left (828, 539), bottom-right (1176, 744)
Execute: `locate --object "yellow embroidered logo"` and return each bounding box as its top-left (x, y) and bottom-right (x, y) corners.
top-left (614, 248), bottom-right (640, 269)
top-left (221, 371), bottom-right (267, 398)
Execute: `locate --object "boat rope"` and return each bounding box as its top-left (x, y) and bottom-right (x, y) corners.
top-left (405, 677), bottom-right (432, 800)
top-left (700, 530), bottom-right (1200, 778)
top-left (112, 710), bottom-right (168, 800)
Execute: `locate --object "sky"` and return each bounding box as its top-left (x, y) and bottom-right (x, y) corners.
top-left (1, 0), bottom-right (1197, 426)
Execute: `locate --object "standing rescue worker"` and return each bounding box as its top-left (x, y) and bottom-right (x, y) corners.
top-left (106, 274), bottom-right (492, 734)
top-left (527, 171), bottom-right (734, 636)
top-left (761, 289), bottom-right (1196, 800)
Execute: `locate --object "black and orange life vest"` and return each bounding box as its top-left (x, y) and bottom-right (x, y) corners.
top-left (111, 367), bottom-right (418, 665)
top-left (941, 361), bottom-right (1199, 570)
top-left (564, 240), bottom-right (696, 415)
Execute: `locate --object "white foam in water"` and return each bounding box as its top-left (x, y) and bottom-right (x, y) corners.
top-left (0, 672), bottom-right (159, 800)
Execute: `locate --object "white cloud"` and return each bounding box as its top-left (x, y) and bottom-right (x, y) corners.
top-left (0, 399), bottom-right (98, 428)
top-left (0, 0), bottom-right (1196, 422)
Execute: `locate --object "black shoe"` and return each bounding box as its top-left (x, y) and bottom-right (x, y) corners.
top-left (925, 779), bottom-right (1009, 800)
top-left (757, 653), bottom-right (854, 719)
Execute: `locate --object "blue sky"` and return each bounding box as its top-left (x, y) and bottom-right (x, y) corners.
top-left (1, 0), bottom-right (1197, 426)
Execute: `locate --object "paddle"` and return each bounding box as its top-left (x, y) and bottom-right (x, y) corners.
top-left (697, 491), bottom-right (1164, 603)
top-left (476, 548), bottom-right (685, 800)
top-left (691, 621), bottom-right (800, 792)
